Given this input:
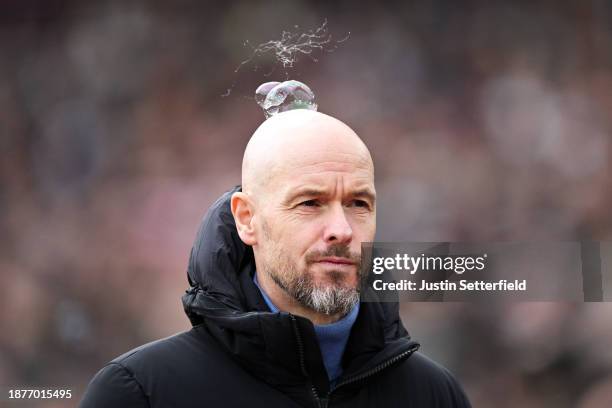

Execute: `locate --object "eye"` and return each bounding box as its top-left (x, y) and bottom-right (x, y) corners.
top-left (350, 199), bottom-right (371, 209)
top-left (298, 199), bottom-right (320, 207)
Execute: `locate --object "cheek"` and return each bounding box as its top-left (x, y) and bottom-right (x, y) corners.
top-left (281, 213), bottom-right (324, 241)
top-left (263, 217), bottom-right (314, 256)
top-left (350, 214), bottom-right (376, 241)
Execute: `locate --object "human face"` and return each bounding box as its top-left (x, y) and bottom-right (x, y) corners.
top-left (255, 147), bottom-right (376, 315)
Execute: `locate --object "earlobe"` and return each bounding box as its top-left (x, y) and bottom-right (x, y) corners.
top-left (230, 192), bottom-right (257, 246)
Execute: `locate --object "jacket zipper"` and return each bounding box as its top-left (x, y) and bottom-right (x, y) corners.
top-left (319, 346), bottom-right (417, 406)
top-left (290, 314), bottom-right (418, 408)
top-left (290, 315), bottom-right (323, 408)
top-left (331, 344), bottom-right (419, 391)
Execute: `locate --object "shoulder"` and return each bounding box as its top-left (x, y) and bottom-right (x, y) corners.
top-left (390, 351), bottom-right (472, 407)
top-left (402, 352), bottom-right (460, 382)
top-left (110, 327), bottom-right (208, 371)
top-left (78, 361), bottom-right (149, 408)
top-left (79, 327), bottom-right (219, 408)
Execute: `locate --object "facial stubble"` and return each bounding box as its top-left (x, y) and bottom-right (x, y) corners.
top-left (261, 219), bottom-right (361, 317)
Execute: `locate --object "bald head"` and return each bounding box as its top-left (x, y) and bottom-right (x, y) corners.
top-left (242, 110), bottom-right (373, 197)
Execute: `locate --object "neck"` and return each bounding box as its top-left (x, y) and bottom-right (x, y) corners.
top-left (255, 269), bottom-right (344, 325)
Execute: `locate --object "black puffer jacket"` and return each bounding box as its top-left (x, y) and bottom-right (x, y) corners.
top-left (80, 187), bottom-right (471, 408)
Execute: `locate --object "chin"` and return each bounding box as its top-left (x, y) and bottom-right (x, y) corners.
top-left (312, 270), bottom-right (358, 288)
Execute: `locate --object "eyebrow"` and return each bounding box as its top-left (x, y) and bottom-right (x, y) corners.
top-left (285, 186), bottom-right (376, 204)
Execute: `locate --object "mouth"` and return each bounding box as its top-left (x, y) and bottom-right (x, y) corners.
top-left (314, 257), bottom-right (357, 266)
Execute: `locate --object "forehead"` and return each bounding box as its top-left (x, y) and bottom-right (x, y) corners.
top-left (273, 148), bottom-right (375, 194)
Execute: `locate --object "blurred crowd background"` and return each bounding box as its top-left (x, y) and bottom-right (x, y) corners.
top-left (1, 1), bottom-right (612, 406)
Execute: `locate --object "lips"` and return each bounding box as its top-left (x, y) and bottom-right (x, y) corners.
top-left (315, 257), bottom-right (356, 266)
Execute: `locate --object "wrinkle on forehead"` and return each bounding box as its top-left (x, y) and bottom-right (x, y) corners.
top-left (242, 110), bottom-right (374, 199)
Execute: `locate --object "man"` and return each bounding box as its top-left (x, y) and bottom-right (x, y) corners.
top-left (80, 110), bottom-right (471, 407)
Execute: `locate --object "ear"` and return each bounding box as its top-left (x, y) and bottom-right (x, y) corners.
top-left (231, 192), bottom-right (257, 246)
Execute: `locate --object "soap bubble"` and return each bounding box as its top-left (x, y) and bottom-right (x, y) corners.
top-left (255, 81), bottom-right (280, 105)
top-left (255, 80), bottom-right (318, 118)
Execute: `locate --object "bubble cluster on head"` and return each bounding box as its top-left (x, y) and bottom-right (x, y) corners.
top-left (255, 80), bottom-right (318, 118)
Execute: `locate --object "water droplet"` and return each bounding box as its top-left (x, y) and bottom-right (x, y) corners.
top-left (255, 80), bottom-right (318, 118)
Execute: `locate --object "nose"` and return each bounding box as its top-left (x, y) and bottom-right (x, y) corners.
top-left (323, 203), bottom-right (353, 244)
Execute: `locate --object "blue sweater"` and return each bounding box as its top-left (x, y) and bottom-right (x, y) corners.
top-left (253, 273), bottom-right (359, 382)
